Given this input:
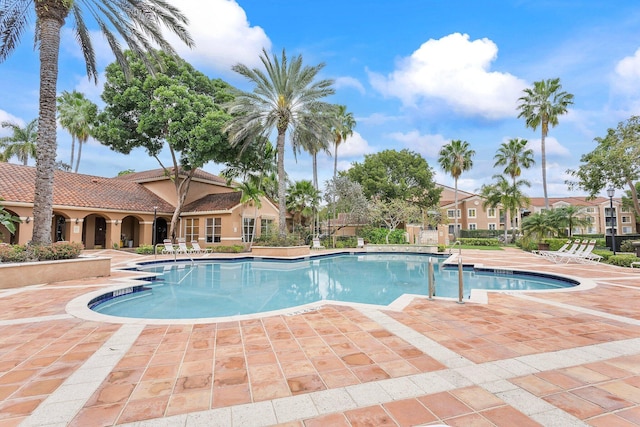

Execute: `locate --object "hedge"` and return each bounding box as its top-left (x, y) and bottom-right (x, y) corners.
top-left (0, 241), bottom-right (84, 263)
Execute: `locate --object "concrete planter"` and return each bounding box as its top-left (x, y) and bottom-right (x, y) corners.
top-left (0, 257), bottom-right (111, 289)
top-left (250, 245), bottom-right (311, 257)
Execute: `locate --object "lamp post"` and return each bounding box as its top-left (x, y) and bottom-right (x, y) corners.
top-left (607, 187), bottom-right (616, 255)
top-left (152, 206), bottom-right (157, 247)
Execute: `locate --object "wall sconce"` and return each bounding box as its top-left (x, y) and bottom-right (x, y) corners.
top-left (75, 218), bottom-right (79, 224)
top-left (25, 216), bottom-right (31, 223)
top-left (115, 219), bottom-right (120, 226)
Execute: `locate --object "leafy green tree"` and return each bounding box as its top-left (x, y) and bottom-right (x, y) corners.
top-left (287, 180), bottom-right (320, 229)
top-left (0, 119), bottom-right (38, 165)
top-left (347, 149), bottom-right (441, 209)
top-left (517, 78), bottom-right (574, 209)
top-left (369, 198), bottom-right (421, 244)
top-left (521, 210), bottom-right (559, 242)
top-left (438, 140), bottom-right (475, 238)
top-left (94, 51), bottom-right (234, 240)
top-left (567, 116), bottom-right (640, 217)
top-left (479, 175), bottom-right (530, 243)
top-left (225, 48), bottom-right (335, 237)
top-left (331, 105), bottom-right (356, 180)
top-left (57, 90), bottom-right (97, 172)
top-left (323, 176), bottom-right (369, 240)
top-left (0, 0), bottom-right (192, 245)
top-left (551, 205), bottom-right (591, 237)
top-left (493, 138), bottom-right (534, 232)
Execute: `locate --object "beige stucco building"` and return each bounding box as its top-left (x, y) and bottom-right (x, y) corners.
top-left (0, 163), bottom-right (282, 249)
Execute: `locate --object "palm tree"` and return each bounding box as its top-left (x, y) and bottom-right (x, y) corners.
top-left (553, 205), bottom-right (591, 237)
top-left (331, 105), bottom-right (356, 180)
top-left (287, 180), bottom-right (320, 230)
top-left (493, 138), bottom-right (535, 233)
top-left (57, 90), bottom-right (97, 172)
top-left (225, 48), bottom-right (335, 237)
top-left (479, 175), bottom-right (530, 243)
top-left (438, 140), bottom-right (475, 239)
top-left (517, 78), bottom-right (574, 210)
top-left (237, 181), bottom-right (264, 248)
top-left (0, 1), bottom-right (193, 245)
top-left (0, 120), bottom-right (38, 165)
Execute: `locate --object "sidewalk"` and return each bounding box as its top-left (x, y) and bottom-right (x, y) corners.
top-left (0, 248), bottom-right (639, 426)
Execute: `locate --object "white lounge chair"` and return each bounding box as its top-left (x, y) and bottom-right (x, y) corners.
top-left (191, 241), bottom-right (207, 254)
top-left (534, 240), bottom-right (570, 257)
top-left (176, 238), bottom-right (190, 254)
top-left (540, 240), bottom-right (582, 263)
top-left (552, 240), bottom-right (590, 263)
top-left (311, 238), bottom-right (325, 250)
top-left (556, 240), bottom-right (601, 264)
top-left (161, 239), bottom-right (176, 254)
top-left (357, 237), bottom-right (365, 248)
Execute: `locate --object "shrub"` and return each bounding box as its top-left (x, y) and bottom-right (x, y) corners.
top-left (607, 253), bottom-right (640, 267)
top-left (619, 240), bottom-right (638, 253)
top-left (136, 245), bottom-right (155, 255)
top-left (457, 238), bottom-right (500, 247)
top-left (360, 227), bottom-right (407, 244)
top-left (210, 245), bottom-right (244, 253)
top-left (254, 231), bottom-right (305, 247)
top-left (0, 241), bottom-right (83, 263)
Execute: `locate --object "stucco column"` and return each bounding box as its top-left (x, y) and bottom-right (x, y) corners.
top-left (139, 220), bottom-right (153, 247)
top-left (68, 218), bottom-right (83, 244)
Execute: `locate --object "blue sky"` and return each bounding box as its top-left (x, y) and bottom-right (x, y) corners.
top-left (2, 0), bottom-right (640, 198)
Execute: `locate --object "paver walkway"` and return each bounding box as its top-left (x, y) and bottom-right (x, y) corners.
top-left (0, 247), bottom-right (639, 426)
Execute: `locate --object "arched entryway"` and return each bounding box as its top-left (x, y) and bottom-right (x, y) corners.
top-left (154, 217), bottom-right (168, 245)
top-left (0, 208), bottom-right (20, 244)
top-left (82, 214), bottom-right (107, 249)
top-left (52, 214), bottom-right (70, 242)
top-left (120, 215), bottom-right (143, 248)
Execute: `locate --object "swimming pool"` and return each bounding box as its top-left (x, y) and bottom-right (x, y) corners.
top-left (90, 254), bottom-right (578, 319)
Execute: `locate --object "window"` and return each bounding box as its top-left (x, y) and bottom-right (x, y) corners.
top-left (586, 207), bottom-right (595, 213)
top-left (488, 223), bottom-right (496, 230)
top-left (205, 218), bottom-right (221, 243)
top-left (446, 209), bottom-right (461, 218)
top-left (468, 208), bottom-right (476, 218)
top-left (605, 207), bottom-right (616, 217)
top-left (243, 218), bottom-right (255, 242)
top-left (487, 208), bottom-right (496, 218)
top-left (468, 223), bottom-right (477, 230)
top-left (622, 216), bottom-right (631, 224)
top-left (261, 218), bottom-right (274, 235)
top-left (621, 206), bottom-right (631, 213)
top-left (448, 224), bottom-right (461, 234)
top-left (623, 226), bottom-right (633, 234)
top-left (185, 218), bottom-right (199, 242)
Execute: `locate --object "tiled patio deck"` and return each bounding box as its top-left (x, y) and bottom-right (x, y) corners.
top-left (1, 247), bottom-right (639, 426)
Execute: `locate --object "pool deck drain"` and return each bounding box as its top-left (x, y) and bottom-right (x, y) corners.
top-left (0, 247), bottom-right (639, 426)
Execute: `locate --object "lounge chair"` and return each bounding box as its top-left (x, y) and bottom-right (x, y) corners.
top-left (556, 240), bottom-right (601, 264)
top-left (552, 240), bottom-right (590, 263)
top-left (161, 239), bottom-right (176, 254)
top-left (539, 240), bottom-right (582, 263)
top-left (176, 238), bottom-right (190, 254)
top-left (311, 238), bottom-right (325, 250)
top-left (357, 237), bottom-right (365, 248)
top-left (191, 241), bottom-right (207, 254)
top-left (534, 240), bottom-right (570, 256)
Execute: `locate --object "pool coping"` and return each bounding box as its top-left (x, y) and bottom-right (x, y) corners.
top-left (65, 251), bottom-right (598, 325)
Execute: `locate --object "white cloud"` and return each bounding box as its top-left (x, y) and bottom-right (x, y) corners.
top-left (368, 33), bottom-right (528, 119)
top-left (166, 0), bottom-right (271, 75)
top-left (0, 111), bottom-right (25, 137)
top-left (335, 76), bottom-right (365, 94)
top-left (526, 137), bottom-right (570, 157)
top-left (614, 47), bottom-right (640, 91)
top-left (336, 132), bottom-right (374, 158)
top-left (387, 130), bottom-right (448, 158)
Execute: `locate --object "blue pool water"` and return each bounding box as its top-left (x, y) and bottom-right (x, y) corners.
top-left (92, 254), bottom-right (576, 319)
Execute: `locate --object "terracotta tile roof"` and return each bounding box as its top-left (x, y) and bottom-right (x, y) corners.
top-left (0, 163), bottom-right (173, 213)
top-left (182, 192), bottom-right (242, 213)
top-left (116, 167), bottom-right (227, 185)
top-left (527, 196), bottom-right (611, 207)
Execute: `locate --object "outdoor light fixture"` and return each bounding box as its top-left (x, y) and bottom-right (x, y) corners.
top-left (607, 187), bottom-right (616, 255)
top-left (25, 216), bottom-right (30, 223)
top-left (75, 218), bottom-right (79, 224)
top-left (115, 219), bottom-right (120, 226)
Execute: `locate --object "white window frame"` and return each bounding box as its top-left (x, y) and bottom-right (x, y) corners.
top-left (243, 217), bottom-right (255, 242)
top-left (487, 208), bottom-right (496, 218)
top-left (185, 218), bottom-right (199, 242)
top-left (206, 217), bottom-right (221, 243)
top-left (468, 223), bottom-right (477, 230)
top-left (488, 223), bottom-right (496, 230)
top-left (468, 208), bottom-right (477, 218)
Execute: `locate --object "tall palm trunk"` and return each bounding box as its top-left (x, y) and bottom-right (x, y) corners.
top-left (276, 130), bottom-right (287, 237)
top-left (453, 178), bottom-right (459, 239)
top-left (69, 136), bottom-right (76, 170)
top-left (32, 4), bottom-right (69, 245)
top-left (541, 130), bottom-right (548, 210)
top-left (75, 140), bottom-right (83, 172)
